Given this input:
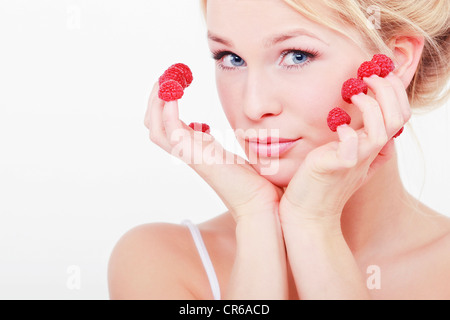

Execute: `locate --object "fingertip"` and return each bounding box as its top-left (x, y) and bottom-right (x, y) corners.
top-left (336, 123), bottom-right (358, 140)
top-left (166, 100), bottom-right (178, 108)
top-left (336, 123), bottom-right (349, 131)
top-left (386, 71), bottom-right (396, 78)
top-left (362, 74), bottom-right (379, 82)
top-left (350, 92), bottom-right (366, 104)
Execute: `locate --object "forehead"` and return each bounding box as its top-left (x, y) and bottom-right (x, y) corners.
top-left (206, 0), bottom-right (331, 44)
top-left (205, 0), bottom-right (368, 55)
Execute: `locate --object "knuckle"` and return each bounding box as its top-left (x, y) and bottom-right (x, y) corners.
top-left (366, 101), bottom-right (380, 112)
top-left (374, 134), bottom-right (389, 148)
top-left (341, 158), bottom-right (358, 169)
top-left (371, 81), bottom-right (390, 94)
top-left (382, 83), bottom-right (395, 92)
top-left (394, 118), bottom-right (405, 131)
top-left (384, 110), bottom-right (404, 131)
top-left (395, 120), bottom-right (405, 130)
top-left (405, 109), bottom-right (412, 122)
top-left (162, 117), bottom-right (169, 128)
top-left (144, 118), bottom-right (150, 129)
top-left (394, 113), bottom-right (404, 124)
top-left (387, 118), bottom-right (403, 132)
top-left (149, 131), bottom-right (160, 144)
top-left (360, 146), bottom-right (372, 161)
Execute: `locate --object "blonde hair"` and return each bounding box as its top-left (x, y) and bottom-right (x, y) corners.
top-left (200, 0), bottom-right (450, 113)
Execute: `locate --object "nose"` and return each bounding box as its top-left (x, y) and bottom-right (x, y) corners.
top-left (242, 69), bottom-right (282, 120)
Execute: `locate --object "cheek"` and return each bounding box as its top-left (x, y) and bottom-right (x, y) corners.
top-left (281, 71), bottom-right (340, 127)
top-left (286, 64), bottom-right (365, 134)
top-left (215, 74), bottom-right (241, 126)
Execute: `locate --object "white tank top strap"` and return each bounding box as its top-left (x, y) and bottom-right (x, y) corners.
top-left (180, 219), bottom-right (221, 300)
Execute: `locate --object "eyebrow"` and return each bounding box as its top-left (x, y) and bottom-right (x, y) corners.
top-left (207, 28), bottom-right (329, 48)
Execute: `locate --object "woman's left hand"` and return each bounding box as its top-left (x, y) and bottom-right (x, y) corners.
top-left (279, 72), bottom-right (412, 226)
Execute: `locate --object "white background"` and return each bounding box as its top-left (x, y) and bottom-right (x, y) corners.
top-left (0, 0), bottom-right (448, 300)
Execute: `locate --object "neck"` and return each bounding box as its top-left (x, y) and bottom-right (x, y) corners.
top-left (340, 146), bottom-right (416, 258)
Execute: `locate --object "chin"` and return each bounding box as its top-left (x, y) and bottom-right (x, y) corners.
top-left (250, 157), bottom-right (300, 188)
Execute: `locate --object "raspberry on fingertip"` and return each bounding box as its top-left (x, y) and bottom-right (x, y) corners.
top-left (357, 61), bottom-right (381, 79)
top-left (327, 107), bottom-right (352, 132)
top-left (371, 54), bottom-right (395, 78)
top-left (158, 80), bottom-right (184, 102)
top-left (341, 78), bottom-right (369, 104)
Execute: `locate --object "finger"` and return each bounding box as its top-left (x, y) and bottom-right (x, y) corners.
top-left (366, 137), bottom-right (396, 181)
top-left (145, 82), bottom-right (160, 129)
top-left (336, 124), bottom-right (359, 167)
top-left (162, 100), bottom-right (190, 146)
top-left (362, 75), bottom-right (404, 139)
top-left (145, 81), bottom-right (172, 149)
top-left (350, 93), bottom-right (388, 154)
top-left (384, 72), bottom-right (412, 122)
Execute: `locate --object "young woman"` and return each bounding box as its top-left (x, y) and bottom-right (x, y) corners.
top-left (108, 0), bottom-right (450, 299)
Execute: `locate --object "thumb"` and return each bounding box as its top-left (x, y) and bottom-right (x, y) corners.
top-left (366, 138), bottom-right (396, 180)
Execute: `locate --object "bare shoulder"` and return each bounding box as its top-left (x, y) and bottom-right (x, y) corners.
top-left (418, 206), bottom-right (450, 258)
top-left (415, 209), bottom-right (450, 299)
top-left (430, 212), bottom-right (450, 260)
top-left (108, 222), bottom-right (206, 299)
top-left (428, 218), bottom-right (450, 299)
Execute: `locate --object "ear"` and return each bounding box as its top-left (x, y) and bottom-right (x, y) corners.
top-left (389, 35), bottom-right (425, 89)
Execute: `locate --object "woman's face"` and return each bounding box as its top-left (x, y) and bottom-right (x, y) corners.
top-left (207, 0), bottom-right (370, 187)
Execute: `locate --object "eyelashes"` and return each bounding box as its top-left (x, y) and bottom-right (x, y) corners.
top-left (211, 48), bottom-right (319, 71)
top-left (211, 50), bottom-right (234, 61)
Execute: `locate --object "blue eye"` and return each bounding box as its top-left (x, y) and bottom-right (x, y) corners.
top-left (226, 54), bottom-right (245, 67)
top-left (279, 50), bottom-right (318, 70)
top-left (286, 51), bottom-right (308, 65)
top-left (211, 51), bottom-right (246, 70)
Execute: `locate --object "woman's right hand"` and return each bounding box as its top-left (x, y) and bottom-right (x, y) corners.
top-left (144, 81), bottom-right (284, 222)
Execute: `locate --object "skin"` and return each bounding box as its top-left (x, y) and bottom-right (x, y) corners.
top-left (108, 0), bottom-right (450, 299)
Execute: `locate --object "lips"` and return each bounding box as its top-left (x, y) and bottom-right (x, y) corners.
top-left (245, 137), bottom-right (301, 157)
top-left (245, 137), bottom-right (299, 144)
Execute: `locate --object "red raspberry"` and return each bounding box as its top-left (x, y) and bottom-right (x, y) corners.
top-left (158, 80), bottom-right (184, 102)
top-left (327, 107), bottom-right (351, 132)
top-left (357, 61), bottom-right (381, 79)
top-left (159, 68), bottom-right (187, 88)
top-left (371, 54), bottom-right (395, 77)
top-left (171, 63), bottom-right (193, 88)
top-left (341, 78), bottom-right (368, 104)
top-left (189, 122), bottom-right (210, 134)
top-left (393, 126), bottom-right (404, 139)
